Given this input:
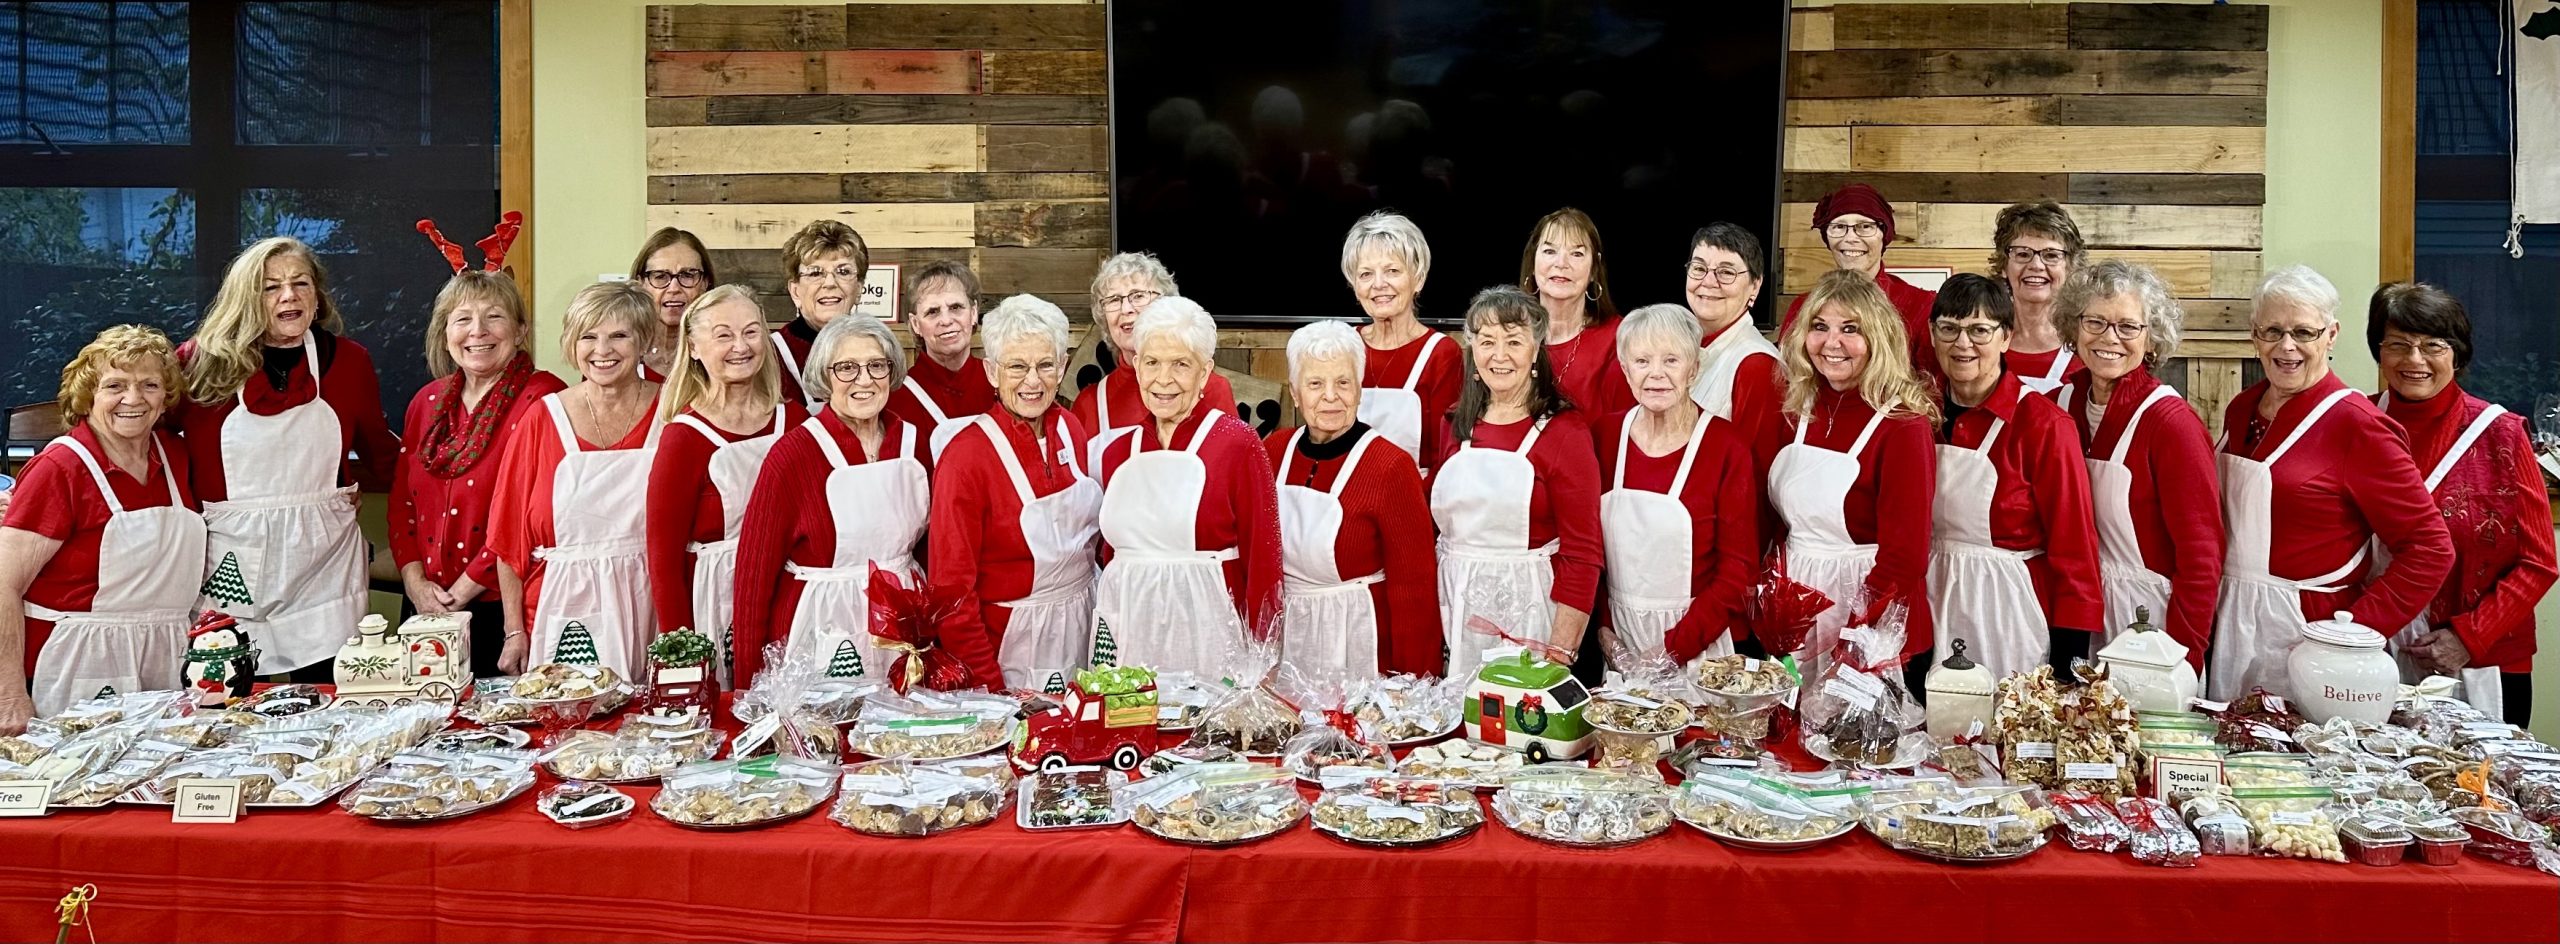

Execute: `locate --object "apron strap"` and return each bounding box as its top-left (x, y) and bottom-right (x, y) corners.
top-left (1610, 416), bottom-right (1713, 495)
top-left (1180, 410), bottom-right (1221, 455)
top-left (1097, 370), bottom-right (1120, 434)
top-left (1974, 416), bottom-right (2008, 455)
top-left (902, 376), bottom-right (952, 423)
top-left (1845, 404), bottom-right (1892, 457)
top-left (2107, 386), bottom-right (2183, 465)
top-left (1276, 428), bottom-right (1306, 489)
top-left (899, 420), bottom-right (918, 459)
top-left (44, 436), bottom-right (132, 514)
top-left (1403, 333), bottom-right (1441, 390)
top-left (2424, 404), bottom-right (2508, 491)
top-left (2055, 383), bottom-right (2074, 413)
top-left (669, 413), bottom-right (730, 446)
top-left (1667, 414), bottom-right (1712, 495)
top-left (542, 394), bottom-right (577, 453)
top-left (2301, 543), bottom-right (2370, 593)
top-left (770, 333), bottom-right (805, 392)
top-left (2263, 388), bottom-right (2358, 465)
top-left (805, 416), bottom-right (852, 469)
top-left (1055, 415), bottom-right (1088, 478)
top-left (2043, 348), bottom-right (2073, 383)
top-left (973, 414), bottom-right (1040, 504)
top-left (1328, 430), bottom-right (1380, 498)
top-left (1520, 415), bottom-right (1548, 453)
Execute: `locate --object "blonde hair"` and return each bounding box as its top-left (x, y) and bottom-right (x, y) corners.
top-left (184, 237), bottom-right (345, 404)
top-left (62, 325), bottom-right (183, 428)
top-left (559, 281), bottom-right (658, 365)
top-left (1781, 270), bottom-right (1940, 425)
top-left (657, 284), bottom-right (782, 421)
top-left (423, 270), bottom-right (530, 378)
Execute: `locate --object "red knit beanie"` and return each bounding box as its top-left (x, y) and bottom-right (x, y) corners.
top-left (1813, 183), bottom-right (1895, 246)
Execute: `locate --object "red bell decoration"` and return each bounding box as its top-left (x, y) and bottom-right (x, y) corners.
top-left (865, 563), bottom-right (974, 694)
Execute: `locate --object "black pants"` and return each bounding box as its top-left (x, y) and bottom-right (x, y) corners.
top-left (2505, 672), bottom-right (2533, 728)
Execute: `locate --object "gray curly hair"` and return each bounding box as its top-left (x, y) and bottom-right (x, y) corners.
top-left (2054, 260), bottom-right (2184, 366)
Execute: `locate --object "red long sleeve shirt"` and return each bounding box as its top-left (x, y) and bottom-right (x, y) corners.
top-left (2052, 366), bottom-right (2224, 665)
top-left (1782, 269), bottom-right (1943, 390)
top-left (3, 426), bottom-right (196, 677)
top-left (1937, 371), bottom-right (2106, 634)
top-left (2380, 386), bottom-right (2555, 673)
top-left (928, 406), bottom-right (1094, 688)
top-left (1773, 386), bottom-right (1938, 658)
top-left (169, 332), bottom-right (400, 500)
top-left (644, 404), bottom-right (804, 636)
top-left (1594, 410), bottom-right (1760, 661)
top-left (1097, 401), bottom-right (1285, 638)
top-left (1360, 329), bottom-right (1464, 467)
top-left (2220, 373), bottom-right (2454, 632)
top-left (729, 410), bottom-right (930, 686)
top-left (1428, 410), bottom-right (1608, 614)
top-left (887, 353), bottom-right (994, 431)
top-left (388, 368), bottom-right (569, 595)
top-left (1549, 319), bottom-right (1636, 418)
top-left (484, 402), bottom-right (655, 626)
top-left (1263, 425), bottom-right (1444, 676)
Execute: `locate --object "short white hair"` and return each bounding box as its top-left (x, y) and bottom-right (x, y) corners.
top-left (1615, 303), bottom-right (1702, 362)
top-left (1130, 295), bottom-right (1217, 364)
top-left (2252, 264), bottom-right (2341, 326)
top-left (1088, 251), bottom-right (1180, 322)
top-left (806, 313), bottom-right (905, 396)
top-left (1285, 320), bottom-right (1366, 386)
top-left (1339, 211), bottom-right (1432, 287)
top-left (980, 294), bottom-right (1071, 365)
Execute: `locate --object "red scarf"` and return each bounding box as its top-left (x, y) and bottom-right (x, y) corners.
top-left (418, 352), bottom-right (535, 478)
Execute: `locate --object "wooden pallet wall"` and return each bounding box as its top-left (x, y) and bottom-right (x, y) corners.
top-left (644, 2), bottom-right (1110, 323)
top-left (1784, 2), bottom-right (2269, 432)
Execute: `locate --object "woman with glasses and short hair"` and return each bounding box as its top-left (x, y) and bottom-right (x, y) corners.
top-left (2206, 266), bottom-right (2453, 703)
top-left (2365, 282), bottom-right (2553, 723)
top-left (1343, 212), bottom-right (1463, 468)
top-left (770, 220), bottom-right (872, 410)
top-left (885, 259), bottom-right (993, 458)
top-left (1682, 222), bottom-right (1785, 459)
top-left (630, 227), bottom-right (718, 382)
top-left (1990, 202), bottom-right (2088, 393)
top-left (1073, 252), bottom-right (1236, 469)
top-left (730, 314), bottom-right (934, 688)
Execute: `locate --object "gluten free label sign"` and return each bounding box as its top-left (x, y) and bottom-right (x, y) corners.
top-left (172, 779), bottom-right (243, 824)
top-left (0, 780), bottom-right (46, 816)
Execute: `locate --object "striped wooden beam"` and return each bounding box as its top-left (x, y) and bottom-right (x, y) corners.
top-left (1789, 49), bottom-right (2268, 98)
top-left (646, 202), bottom-right (979, 250)
top-left (840, 3), bottom-right (1105, 49)
top-left (651, 171), bottom-right (1108, 204)
top-left (1775, 202), bottom-right (2262, 250)
top-left (1786, 94), bottom-right (2264, 127)
top-left (1840, 125), bottom-right (2265, 174)
top-left (648, 93), bottom-right (1106, 126)
top-left (648, 5), bottom-right (848, 51)
top-left (1781, 172), bottom-right (2265, 206)
top-left (646, 50), bottom-right (983, 96)
top-left (1831, 3), bottom-right (2065, 50)
top-left (647, 125), bottom-right (979, 174)
top-left (2067, 3), bottom-right (2269, 52)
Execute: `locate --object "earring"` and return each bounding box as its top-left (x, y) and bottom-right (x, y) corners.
top-left (1585, 285), bottom-right (1600, 303)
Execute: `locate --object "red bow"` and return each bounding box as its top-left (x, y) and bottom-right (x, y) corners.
top-left (416, 211), bottom-right (525, 274)
top-left (866, 563), bottom-right (973, 694)
top-left (1464, 615), bottom-right (1571, 665)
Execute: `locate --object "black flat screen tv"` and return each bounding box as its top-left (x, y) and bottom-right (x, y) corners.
top-left (1109, 0), bottom-right (1791, 328)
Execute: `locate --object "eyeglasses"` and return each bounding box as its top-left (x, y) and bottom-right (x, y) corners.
top-left (1100, 289), bottom-right (1161, 311)
top-left (1684, 262), bottom-right (1750, 285)
top-left (2252, 325), bottom-right (2331, 346)
top-left (2078, 318), bottom-right (2147, 341)
top-left (1930, 322), bottom-right (2005, 344)
top-left (1824, 221), bottom-right (1882, 239)
top-left (640, 268), bottom-right (705, 289)
top-left (826, 359), bottom-right (894, 381)
top-left (998, 359), bottom-right (1061, 381)
top-left (2379, 338), bottom-right (2456, 358)
top-left (2004, 247), bottom-right (2071, 268)
top-left (796, 264), bottom-right (864, 283)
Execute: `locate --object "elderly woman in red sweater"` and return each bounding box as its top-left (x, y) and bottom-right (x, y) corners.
top-left (1992, 202), bottom-right (2087, 393)
top-left (1432, 287), bottom-right (1605, 679)
top-left (770, 220), bottom-right (870, 409)
top-left (1343, 212), bottom-right (1462, 467)
top-left (644, 285), bottom-right (800, 688)
top-left (391, 268), bottom-right (565, 677)
top-left (2047, 261), bottom-right (2223, 666)
top-left (1597, 304), bottom-right (1757, 669)
top-left (930, 295), bottom-right (1101, 690)
top-left (1265, 320), bottom-right (1439, 681)
top-left (2366, 282), bottom-right (2554, 723)
top-left (2209, 266), bottom-right (2453, 702)
top-left (1521, 208), bottom-right (1634, 417)
top-left (884, 259), bottom-right (993, 457)
top-left (1093, 296), bottom-right (1283, 681)
top-left (1782, 183), bottom-right (1939, 387)
top-left (731, 314), bottom-right (930, 687)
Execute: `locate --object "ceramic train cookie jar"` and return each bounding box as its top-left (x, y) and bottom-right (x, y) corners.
top-left (333, 612), bottom-right (472, 708)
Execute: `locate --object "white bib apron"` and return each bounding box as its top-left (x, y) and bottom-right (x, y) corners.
top-left (669, 405), bottom-right (788, 688)
top-left (784, 419), bottom-right (930, 682)
top-left (974, 413), bottom-right (1102, 689)
top-left (2208, 388), bottom-right (2365, 703)
top-left (1276, 428), bottom-right (1387, 681)
top-left (1689, 317), bottom-right (1781, 422)
top-left (1602, 416), bottom-right (1727, 669)
top-left (900, 375), bottom-right (975, 460)
top-left (1358, 332), bottom-right (1444, 462)
top-left (27, 436), bottom-right (204, 715)
top-left (2376, 394), bottom-right (2510, 719)
top-left (1092, 414), bottom-right (1246, 680)
top-left (1926, 395), bottom-right (2052, 681)
top-left (527, 396), bottom-right (660, 681)
top-left (2016, 349), bottom-right (2074, 395)
top-left (1767, 406), bottom-right (1893, 680)
top-left (1432, 418), bottom-right (1556, 680)
top-left (198, 340), bottom-right (366, 672)
top-left (2059, 384), bottom-right (2183, 647)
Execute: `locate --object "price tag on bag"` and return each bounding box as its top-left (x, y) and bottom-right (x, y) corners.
top-left (172, 779), bottom-right (243, 824)
top-left (0, 780), bottom-right (48, 816)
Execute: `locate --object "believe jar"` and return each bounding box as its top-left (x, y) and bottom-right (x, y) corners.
top-left (2287, 613), bottom-right (2397, 724)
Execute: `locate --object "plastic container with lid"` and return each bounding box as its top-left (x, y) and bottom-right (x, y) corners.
top-left (2406, 818), bottom-right (2470, 865)
top-left (2096, 606), bottom-right (2199, 715)
top-left (2337, 818), bottom-right (2412, 866)
top-left (2287, 613), bottom-right (2396, 725)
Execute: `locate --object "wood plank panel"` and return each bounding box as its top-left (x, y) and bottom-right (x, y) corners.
top-left (976, 199), bottom-right (1110, 248)
top-left (651, 93), bottom-right (1106, 127)
top-left (648, 5), bottom-right (846, 51)
top-left (1779, 247), bottom-right (2232, 297)
top-left (652, 173), bottom-right (842, 205)
top-left (1791, 8), bottom-right (1833, 51)
top-left (983, 50), bottom-right (1106, 94)
top-left (710, 247), bottom-right (978, 292)
top-left (2179, 356), bottom-right (2245, 441)
top-left (824, 49), bottom-right (984, 94)
top-left (647, 125), bottom-right (979, 175)
top-left (1782, 171), bottom-right (2263, 206)
top-left (1789, 94), bottom-right (2263, 128)
top-left (977, 247), bottom-right (1111, 294)
top-left (984, 125), bottom-right (1108, 172)
top-left (1777, 202), bottom-right (2261, 250)
top-left (2207, 250), bottom-right (2262, 299)
top-left (1848, 126), bottom-right (2264, 174)
top-left (647, 203), bottom-right (977, 250)
top-left (647, 50), bottom-right (982, 96)
top-left (2066, 172), bottom-right (2264, 206)
top-left (1832, 3), bottom-right (2063, 50)
top-left (1789, 49), bottom-right (2267, 98)
top-left (655, 172), bottom-right (1112, 205)
top-left (2178, 299), bottom-right (2251, 333)
top-left (1785, 127), bottom-right (1852, 172)
top-left (2068, 3), bottom-right (2268, 52)
top-left (842, 3), bottom-right (1105, 49)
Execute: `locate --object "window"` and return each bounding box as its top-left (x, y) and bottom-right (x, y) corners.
top-left (0, 1), bottom-right (499, 428)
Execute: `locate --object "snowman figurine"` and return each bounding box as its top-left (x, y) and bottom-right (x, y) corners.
top-left (182, 611), bottom-right (260, 707)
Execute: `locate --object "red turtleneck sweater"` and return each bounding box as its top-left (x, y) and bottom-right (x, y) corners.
top-left (2377, 385), bottom-right (2554, 672)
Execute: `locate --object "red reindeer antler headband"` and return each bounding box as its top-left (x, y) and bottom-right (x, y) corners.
top-left (416, 210), bottom-right (524, 274)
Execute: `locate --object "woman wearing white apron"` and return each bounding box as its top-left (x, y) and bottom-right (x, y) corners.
top-left (770, 219), bottom-right (869, 410)
top-left (174, 237), bottom-right (397, 679)
top-left (1092, 298), bottom-right (1284, 682)
top-left (888, 261), bottom-right (996, 460)
top-left (1991, 202), bottom-right (2087, 395)
top-left (644, 285), bottom-right (797, 688)
top-left (1683, 224), bottom-right (1785, 441)
top-left (1267, 321), bottom-right (1441, 681)
top-left (1597, 306), bottom-right (1758, 670)
top-left (1923, 277), bottom-right (2107, 680)
top-left (490, 283), bottom-right (665, 679)
top-left (1342, 213), bottom-right (1462, 467)
top-left (2368, 283), bottom-right (2556, 723)
top-left (2207, 266), bottom-right (2453, 702)
top-left (2049, 260), bottom-right (2226, 657)
top-left (1, 327), bottom-right (205, 727)
top-left (928, 295), bottom-right (1102, 691)
top-left (1768, 271), bottom-right (1943, 684)
top-left (1075, 253), bottom-right (1237, 472)
top-left (1432, 288), bottom-right (1605, 681)
top-left (731, 315), bottom-right (932, 688)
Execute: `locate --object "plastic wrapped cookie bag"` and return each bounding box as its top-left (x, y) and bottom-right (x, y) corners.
top-left (2178, 792), bottom-right (2255, 856)
top-left (2046, 789), bottom-right (2132, 852)
top-left (1584, 647), bottom-right (1697, 781)
top-left (1273, 664), bottom-right (1391, 782)
top-left (1190, 631), bottom-right (1300, 756)
top-left (1346, 674), bottom-right (1463, 745)
top-left (2114, 796), bottom-right (2201, 867)
top-left (1799, 603), bottom-right (1925, 769)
